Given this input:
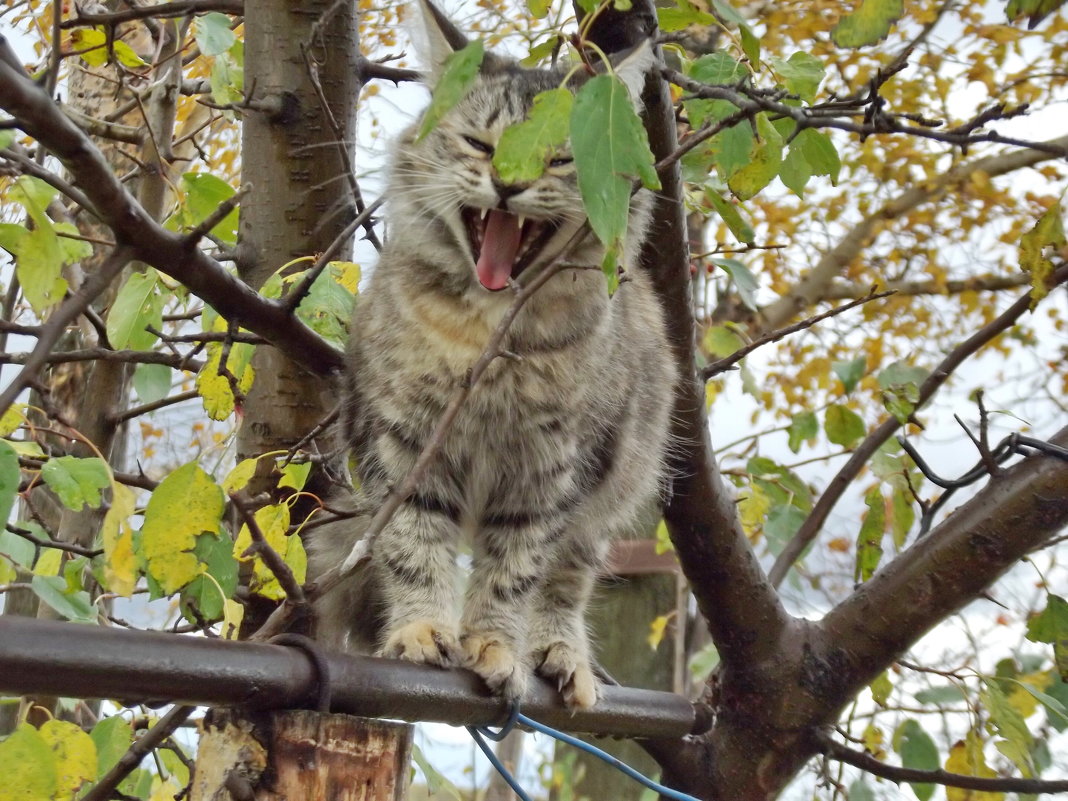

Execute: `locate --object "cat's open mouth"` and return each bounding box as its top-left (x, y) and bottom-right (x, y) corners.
top-left (462, 207), bottom-right (560, 292)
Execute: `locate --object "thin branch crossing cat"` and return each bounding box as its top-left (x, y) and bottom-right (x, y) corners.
top-left (308, 0), bottom-right (676, 709)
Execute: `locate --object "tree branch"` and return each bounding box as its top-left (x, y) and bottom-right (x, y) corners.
top-left (701, 289), bottom-right (895, 380)
top-left (820, 273), bottom-right (1031, 300)
top-left (816, 424), bottom-right (1068, 709)
top-left (768, 263), bottom-right (1068, 586)
top-left (820, 734), bottom-right (1068, 793)
top-left (0, 42), bottom-right (344, 376)
top-left (59, 0), bottom-right (243, 28)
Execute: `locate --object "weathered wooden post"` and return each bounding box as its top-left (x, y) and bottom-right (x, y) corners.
top-left (192, 710), bottom-right (412, 801)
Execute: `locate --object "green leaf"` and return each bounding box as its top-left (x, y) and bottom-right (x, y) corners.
top-left (786, 410), bottom-right (818, 453)
top-left (1019, 201), bottom-right (1065, 303)
top-left (0, 440), bottom-right (19, 535)
top-left (494, 89), bottom-right (573, 185)
top-left (521, 36), bottom-right (558, 67)
top-left (915, 684), bottom-right (967, 705)
top-left (0, 524), bottom-right (35, 571)
top-left (764, 504), bottom-right (806, 554)
top-left (833, 356), bottom-right (866, 394)
top-left (878, 361), bottom-right (926, 423)
top-left (658, 0), bottom-right (717, 32)
top-left (193, 531), bottom-right (238, 619)
top-left (210, 51), bottom-right (243, 107)
top-left (894, 719), bottom-right (940, 801)
top-left (53, 222), bottom-right (93, 263)
top-left (854, 487), bottom-right (885, 582)
top-left (418, 41), bottom-right (485, 140)
top-left (71, 28), bottom-right (109, 66)
top-left (768, 52), bottom-right (825, 102)
top-left (0, 129), bottom-right (15, 149)
top-left (141, 462), bottom-right (225, 595)
top-left (711, 0), bottom-right (760, 65)
top-left (278, 461), bottom-right (312, 491)
top-left (172, 173), bottom-right (240, 245)
top-left (1006, 0), bottom-right (1067, 27)
top-left (196, 12), bottom-right (237, 56)
top-left (713, 258), bottom-right (759, 310)
top-left (107, 271), bottom-right (162, 350)
top-left (411, 743), bottom-right (463, 801)
top-left (133, 363), bottom-right (173, 404)
top-left (825, 404), bottom-right (865, 448)
top-left (796, 128), bottom-right (841, 183)
top-left (982, 680), bottom-right (1034, 776)
top-left (526, 0), bottom-right (551, 18)
top-left (703, 325), bottom-right (745, 357)
top-left (832, 0), bottom-right (905, 47)
top-left (705, 191), bottom-right (755, 245)
top-left (40, 456), bottom-right (111, 511)
top-left (91, 715), bottom-right (134, 779)
top-left (683, 52), bottom-right (747, 132)
top-left (572, 74), bottom-right (660, 257)
top-left (31, 575), bottom-right (96, 622)
top-left (111, 39), bottom-right (148, 68)
top-left (0, 724), bottom-right (57, 801)
top-left (10, 177), bottom-right (66, 312)
top-left (890, 486), bottom-right (914, 548)
top-left (849, 779), bottom-right (875, 801)
top-left (689, 641), bottom-right (720, 677)
top-left (870, 671), bottom-right (892, 706)
top-left (0, 222), bottom-right (28, 255)
top-left (779, 141), bottom-right (812, 197)
top-left (295, 264), bottom-right (357, 347)
top-left (878, 360), bottom-right (927, 389)
top-left (1027, 594), bottom-right (1068, 680)
top-left (728, 114), bottom-right (783, 201)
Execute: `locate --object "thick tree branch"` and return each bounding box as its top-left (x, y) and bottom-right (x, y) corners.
top-left (816, 424), bottom-right (1068, 709)
top-left (820, 273), bottom-right (1031, 300)
top-left (0, 41), bottom-right (344, 376)
top-left (59, 0), bottom-right (243, 28)
top-left (769, 263), bottom-right (1068, 586)
top-left (820, 734), bottom-right (1068, 793)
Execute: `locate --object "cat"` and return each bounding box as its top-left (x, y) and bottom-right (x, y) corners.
top-left (307, 0), bottom-right (676, 710)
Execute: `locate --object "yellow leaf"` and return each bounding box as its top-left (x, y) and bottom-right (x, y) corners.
top-left (39, 719), bottom-right (97, 800)
top-left (196, 342), bottom-right (255, 421)
top-left (738, 483), bottom-right (771, 539)
top-left (142, 462), bottom-right (224, 595)
top-left (0, 402), bottom-right (27, 436)
top-left (862, 722), bottom-right (885, 759)
top-left (149, 778), bottom-right (183, 801)
top-left (945, 731), bottom-right (1003, 801)
top-left (233, 503), bottom-right (292, 600)
top-left (221, 457), bottom-right (258, 494)
top-left (33, 547), bottom-right (62, 577)
top-left (331, 261), bottom-right (362, 293)
top-left (654, 519), bottom-right (674, 554)
top-left (102, 483), bottom-right (138, 597)
top-left (647, 613), bottom-right (671, 650)
top-left (0, 723), bottom-right (57, 801)
top-left (221, 598), bottom-right (244, 640)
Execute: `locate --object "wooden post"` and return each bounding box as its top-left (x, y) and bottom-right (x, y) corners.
top-left (192, 710), bottom-right (412, 801)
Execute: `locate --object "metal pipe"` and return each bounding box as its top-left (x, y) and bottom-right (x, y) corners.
top-left (0, 617), bottom-right (704, 738)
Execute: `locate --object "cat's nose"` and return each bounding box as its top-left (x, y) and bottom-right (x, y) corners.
top-left (492, 177), bottom-right (529, 204)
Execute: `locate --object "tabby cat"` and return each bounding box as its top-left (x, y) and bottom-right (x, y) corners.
top-left (307, 0), bottom-right (676, 709)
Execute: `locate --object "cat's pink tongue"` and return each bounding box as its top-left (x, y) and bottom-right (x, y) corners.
top-left (476, 210), bottom-right (521, 291)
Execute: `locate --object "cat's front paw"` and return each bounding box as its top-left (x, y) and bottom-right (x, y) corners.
top-left (536, 642), bottom-right (598, 710)
top-left (381, 620), bottom-right (460, 666)
top-left (460, 631), bottom-right (527, 702)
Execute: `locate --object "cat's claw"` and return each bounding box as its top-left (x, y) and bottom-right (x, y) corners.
top-left (460, 631), bottom-right (527, 702)
top-left (381, 620), bottom-right (460, 666)
top-left (537, 642), bottom-right (598, 710)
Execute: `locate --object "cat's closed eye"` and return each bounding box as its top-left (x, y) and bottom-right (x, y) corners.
top-left (462, 135), bottom-right (494, 155)
top-left (548, 154), bottom-right (573, 168)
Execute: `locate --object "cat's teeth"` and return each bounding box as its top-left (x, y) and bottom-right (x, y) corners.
top-left (480, 208), bottom-right (489, 220)
top-left (517, 215), bottom-right (526, 229)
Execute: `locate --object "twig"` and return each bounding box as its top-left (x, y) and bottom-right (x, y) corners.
top-left (0, 247), bottom-right (132, 416)
top-left (59, 0), bottom-right (243, 28)
top-left (767, 262), bottom-right (1068, 587)
top-left (82, 705), bottom-right (196, 801)
top-left (0, 348), bottom-right (204, 372)
top-left (181, 184), bottom-right (249, 247)
top-left (6, 524), bottom-right (103, 558)
top-left (819, 734), bottom-right (1068, 793)
top-left (280, 197), bottom-right (383, 313)
top-left (230, 493), bottom-right (307, 606)
top-left (701, 289), bottom-right (894, 380)
top-left (108, 389), bottom-right (197, 425)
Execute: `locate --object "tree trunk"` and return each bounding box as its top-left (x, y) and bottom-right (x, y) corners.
top-left (193, 709), bottom-right (412, 801)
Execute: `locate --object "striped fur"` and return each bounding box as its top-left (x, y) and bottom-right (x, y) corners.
top-left (307, 2), bottom-right (675, 709)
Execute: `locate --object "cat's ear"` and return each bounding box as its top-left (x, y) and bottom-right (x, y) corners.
top-left (611, 40), bottom-right (655, 108)
top-left (410, 0), bottom-right (470, 83)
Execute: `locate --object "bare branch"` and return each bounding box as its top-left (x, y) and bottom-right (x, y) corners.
top-left (820, 721), bottom-right (1068, 792)
top-left (820, 273), bottom-right (1031, 300)
top-left (59, 0), bottom-right (243, 28)
top-left (6, 524), bottom-right (103, 558)
top-left (701, 289), bottom-right (895, 380)
top-left (768, 262), bottom-right (1068, 586)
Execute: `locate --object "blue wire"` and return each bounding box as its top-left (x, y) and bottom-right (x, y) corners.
top-left (465, 702), bottom-right (700, 801)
